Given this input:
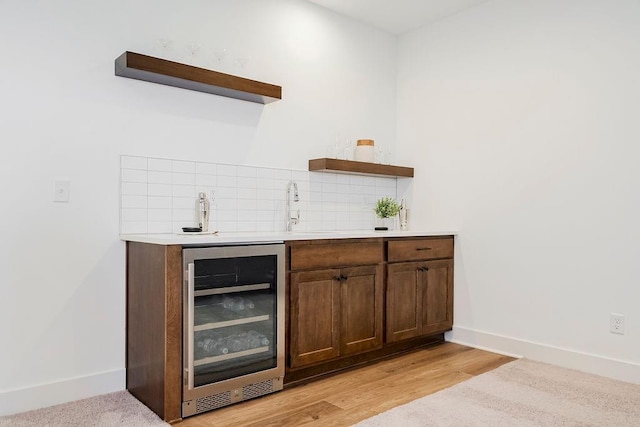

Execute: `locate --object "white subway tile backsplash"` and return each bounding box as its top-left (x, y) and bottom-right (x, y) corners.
top-left (120, 155), bottom-right (399, 234)
top-left (121, 155), bottom-right (147, 170)
top-left (173, 209), bottom-right (195, 222)
top-left (237, 188), bottom-right (257, 200)
top-left (237, 166), bottom-right (257, 178)
top-left (257, 188), bottom-right (275, 201)
top-left (237, 176), bottom-right (257, 189)
top-left (148, 221), bottom-right (172, 234)
top-left (337, 174), bottom-right (350, 185)
top-left (273, 169), bottom-right (292, 180)
top-left (217, 164), bottom-right (237, 176)
top-left (237, 198), bottom-right (258, 210)
top-left (237, 210), bottom-right (257, 222)
top-left (218, 175), bottom-right (238, 188)
top-left (149, 196), bottom-right (172, 209)
top-left (336, 184), bottom-right (350, 195)
top-left (148, 158), bottom-right (172, 172)
top-left (196, 174), bottom-right (217, 187)
top-left (362, 176), bottom-right (377, 187)
top-left (256, 221), bottom-right (275, 232)
top-left (121, 195), bottom-right (147, 209)
top-left (121, 221), bottom-right (148, 234)
top-left (148, 209), bottom-right (172, 222)
top-left (218, 221), bottom-right (238, 232)
top-left (148, 183), bottom-right (172, 197)
top-left (322, 192), bottom-right (338, 203)
top-left (256, 168), bottom-right (275, 179)
top-left (122, 182), bottom-right (147, 196)
top-left (196, 162), bottom-right (217, 175)
top-left (121, 208), bottom-right (148, 222)
top-left (350, 175), bottom-right (364, 185)
top-left (336, 192), bottom-right (351, 203)
top-left (121, 169), bottom-right (148, 183)
top-left (172, 185), bottom-right (196, 198)
top-left (363, 185), bottom-right (377, 196)
top-left (216, 187), bottom-right (237, 199)
top-left (172, 160), bottom-right (195, 173)
top-left (322, 182), bottom-right (337, 193)
top-left (172, 197), bottom-right (195, 210)
top-left (257, 199), bottom-right (274, 211)
top-left (349, 185), bottom-right (364, 195)
top-left (257, 210), bottom-right (276, 221)
top-left (148, 171), bottom-right (172, 184)
top-left (292, 171), bottom-right (309, 182)
top-left (321, 173), bottom-right (337, 184)
top-left (172, 172), bottom-right (196, 186)
top-left (257, 178), bottom-right (275, 190)
top-left (216, 209), bottom-right (238, 221)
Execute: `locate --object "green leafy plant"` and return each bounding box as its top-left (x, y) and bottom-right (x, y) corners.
top-left (374, 197), bottom-right (400, 218)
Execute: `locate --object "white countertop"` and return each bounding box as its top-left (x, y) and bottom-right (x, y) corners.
top-left (120, 229), bottom-right (457, 246)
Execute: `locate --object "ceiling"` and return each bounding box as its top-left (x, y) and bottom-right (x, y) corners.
top-left (306, 0), bottom-right (490, 35)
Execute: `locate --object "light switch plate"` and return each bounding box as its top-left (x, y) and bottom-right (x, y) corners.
top-left (54, 180), bottom-right (70, 202)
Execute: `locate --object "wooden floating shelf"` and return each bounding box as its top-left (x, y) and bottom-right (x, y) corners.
top-left (115, 51), bottom-right (282, 104)
top-left (308, 158), bottom-right (414, 178)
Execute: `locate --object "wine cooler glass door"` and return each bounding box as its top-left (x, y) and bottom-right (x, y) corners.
top-left (184, 245), bottom-right (284, 401)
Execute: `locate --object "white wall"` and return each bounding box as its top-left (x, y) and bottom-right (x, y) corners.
top-left (0, 0), bottom-right (397, 414)
top-left (397, 0), bottom-right (640, 380)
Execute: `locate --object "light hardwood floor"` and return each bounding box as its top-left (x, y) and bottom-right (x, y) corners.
top-left (178, 343), bottom-right (515, 427)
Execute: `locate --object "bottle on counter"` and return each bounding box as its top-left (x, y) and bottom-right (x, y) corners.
top-left (399, 199), bottom-right (408, 231)
top-left (197, 192), bottom-right (210, 232)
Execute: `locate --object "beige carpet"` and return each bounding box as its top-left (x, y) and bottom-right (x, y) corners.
top-left (0, 391), bottom-right (169, 427)
top-left (355, 358), bottom-right (640, 426)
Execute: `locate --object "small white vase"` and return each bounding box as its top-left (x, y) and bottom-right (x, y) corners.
top-left (375, 216), bottom-right (395, 231)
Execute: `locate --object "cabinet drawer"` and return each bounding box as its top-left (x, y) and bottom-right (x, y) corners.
top-left (290, 240), bottom-right (383, 271)
top-left (387, 237), bottom-right (453, 262)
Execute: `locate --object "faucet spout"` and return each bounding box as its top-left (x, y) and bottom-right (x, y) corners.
top-left (286, 180), bottom-right (300, 231)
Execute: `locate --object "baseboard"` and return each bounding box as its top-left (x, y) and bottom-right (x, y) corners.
top-left (447, 326), bottom-right (640, 384)
top-left (0, 369), bottom-right (125, 416)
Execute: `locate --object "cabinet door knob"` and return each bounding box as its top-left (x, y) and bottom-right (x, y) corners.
top-left (334, 276), bottom-right (342, 281)
top-left (418, 267), bottom-right (429, 272)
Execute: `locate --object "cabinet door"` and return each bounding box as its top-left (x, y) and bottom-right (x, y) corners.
top-left (340, 265), bottom-right (384, 355)
top-left (421, 259), bottom-right (454, 335)
top-left (386, 261), bottom-right (424, 343)
top-left (290, 269), bottom-right (341, 368)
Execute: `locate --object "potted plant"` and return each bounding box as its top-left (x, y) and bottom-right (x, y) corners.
top-left (374, 197), bottom-right (400, 230)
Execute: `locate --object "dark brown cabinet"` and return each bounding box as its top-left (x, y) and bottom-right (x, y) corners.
top-left (288, 240), bottom-right (384, 369)
top-left (289, 269), bottom-right (341, 367)
top-left (125, 234), bottom-right (454, 405)
top-left (386, 238), bottom-right (454, 343)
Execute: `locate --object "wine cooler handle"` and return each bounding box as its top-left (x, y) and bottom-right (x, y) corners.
top-left (187, 262), bottom-right (195, 391)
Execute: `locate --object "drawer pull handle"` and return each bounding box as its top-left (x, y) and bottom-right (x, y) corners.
top-left (334, 275), bottom-right (348, 281)
top-left (416, 247), bottom-right (432, 251)
top-left (418, 267), bottom-right (429, 272)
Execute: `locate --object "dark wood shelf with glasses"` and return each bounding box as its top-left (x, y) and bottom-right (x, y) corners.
top-left (115, 51), bottom-right (282, 104)
top-left (308, 158), bottom-right (414, 178)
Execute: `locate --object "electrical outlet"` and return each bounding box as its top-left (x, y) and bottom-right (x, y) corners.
top-left (610, 313), bottom-right (625, 335)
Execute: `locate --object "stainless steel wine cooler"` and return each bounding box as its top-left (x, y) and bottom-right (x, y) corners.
top-left (182, 243), bottom-right (285, 417)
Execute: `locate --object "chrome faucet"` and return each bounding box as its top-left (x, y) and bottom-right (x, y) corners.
top-left (286, 180), bottom-right (299, 231)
